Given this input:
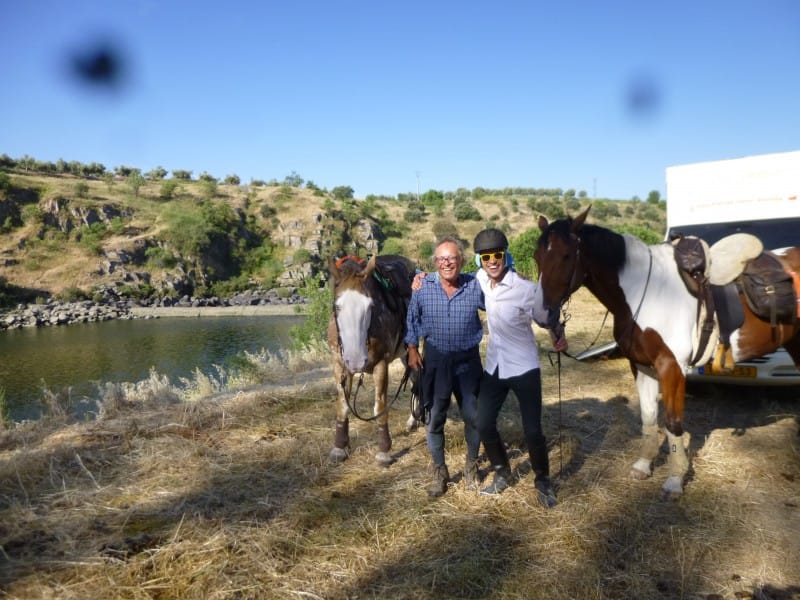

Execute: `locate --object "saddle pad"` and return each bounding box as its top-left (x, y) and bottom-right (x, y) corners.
top-left (709, 233), bottom-right (764, 285)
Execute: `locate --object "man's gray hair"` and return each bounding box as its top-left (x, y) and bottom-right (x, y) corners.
top-left (433, 236), bottom-right (465, 263)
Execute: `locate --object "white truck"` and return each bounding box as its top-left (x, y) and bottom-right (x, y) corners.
top-left (664, 150), bottom-right (800, 386)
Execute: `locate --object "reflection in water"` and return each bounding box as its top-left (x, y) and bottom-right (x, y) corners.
top-left (0, 315), bottom-right (304, 422)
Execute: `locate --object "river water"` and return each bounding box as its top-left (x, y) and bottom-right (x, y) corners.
top-left (0, 315), bottom-right (305, 422)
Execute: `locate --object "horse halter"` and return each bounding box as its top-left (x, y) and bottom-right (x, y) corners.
top-left (548, 232), bottom-right (584, 310)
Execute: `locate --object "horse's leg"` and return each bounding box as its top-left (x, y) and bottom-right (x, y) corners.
top-left (631, 369), bottom-right (660, 480)
top-left (654, 351), bottom-right (690, 496)
top-left (329, 362), bottom-right (352, 464)
top-left (373, 359), bottom-right (394, 466)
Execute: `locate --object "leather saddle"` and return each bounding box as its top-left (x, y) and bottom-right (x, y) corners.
top-left (675, 232), bottom-right (800, 372)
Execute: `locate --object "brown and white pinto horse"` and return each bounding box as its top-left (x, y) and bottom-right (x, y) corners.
top-left (327, 254), bottom-right (416, 466)
top-left (534, 207), bottom-right (800, 496)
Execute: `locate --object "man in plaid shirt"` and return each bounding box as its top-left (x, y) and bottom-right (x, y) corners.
top-left (405, 237), bottom-right (485, 497)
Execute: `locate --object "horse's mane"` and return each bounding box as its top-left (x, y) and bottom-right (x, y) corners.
top-left (540, 218), bottom-right (627, 272)
top-left (580, 223), bottom-right (627, 271)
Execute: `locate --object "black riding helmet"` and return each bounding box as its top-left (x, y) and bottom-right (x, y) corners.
top-left (473, 228), bottom-right (508, 253)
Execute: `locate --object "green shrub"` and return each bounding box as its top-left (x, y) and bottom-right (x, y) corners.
top-left (403, 205), bottom-right (426, 223)
top-left (199, 179), bottom-right (218, 200)
top-left (159, 180), bottom-right (180, 200)
top-left (117, 283), bottom-right (155, 300)
top-left (293, 249), bottom-right (312, 264)
top-left (74, 181), bottom-right (89, 198)
top-left (75, 222), bottom-right (106, 255)
top-left (109, 216), bottom-right (125, 235)
top-left (616, 224), bottom-right (663, 245)
top-left (508, 228), bottom-right (541, 280)
top-left (432, 219), bottom-right (459, 240)
top-left (289, 273), bottom-right (332, 350)
top-left (77, 222), bottom-right (108, 255)
top-left (161, 200), bottom-right (238, 257)
top-left (145, 246), bottom-right (178, 268)
top-left (0, 386), bottom-right (10, 429)
top-left (21, 204), bottom-right (43, 224)
top-left (209, 275), bottom-right (250, 298)
top-left (57, 287), bottom-right (88, 302)
top-left (380, 237), bottom-right (405, 256)
top-left (454, 202), bottom-right (482, 221)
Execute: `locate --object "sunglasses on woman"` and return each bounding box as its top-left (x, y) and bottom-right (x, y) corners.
top-left (480, 251), bottom-right (505, 263)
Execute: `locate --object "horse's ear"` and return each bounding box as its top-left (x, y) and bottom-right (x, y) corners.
top-left (572, 205), bottom-right (591, 233)
top-left (360, 255), bottom-right (377, 279)
top-left (538, 215), bottom-right (549, 231)
top-left (329, 255), bottom-right (342, 283)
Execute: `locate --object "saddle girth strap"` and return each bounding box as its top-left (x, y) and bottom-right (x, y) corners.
top-left (689, 272), bottom-right (716, 367)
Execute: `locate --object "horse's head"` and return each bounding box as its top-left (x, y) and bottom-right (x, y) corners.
top-left (534, 206), bottom-right (590, 324)
top-left (329, 255), bottom-right (377, 373)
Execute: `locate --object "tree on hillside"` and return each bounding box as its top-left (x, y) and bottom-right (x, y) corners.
top-left (224, 174), bottom-right (240, 185)
top-left (421, 189), bottom-right (445, 215)
top-left (172, 169), bottom-right (193, 180)
top-left (283, 171), bottom-right (304, 187)
top-left (146, 166), bottom-right (168, 180)
top-left (647, 190), bottom-right (661, 204)
top-left (114, 165), bottom-right (139, 178)
top-left (127, 172), bottom-right (145, 197)
top-left (332, 186), bottom-right (354, 200)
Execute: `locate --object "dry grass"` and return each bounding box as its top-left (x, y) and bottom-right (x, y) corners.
top-left (1, 289), bottom-right (799, 599)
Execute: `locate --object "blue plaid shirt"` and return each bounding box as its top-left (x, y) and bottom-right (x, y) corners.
top-left (405, 272), bottom-right (485, 352)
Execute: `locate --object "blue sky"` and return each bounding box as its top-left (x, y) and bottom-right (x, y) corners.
top-left (2, 1), bottom-right (799, 201)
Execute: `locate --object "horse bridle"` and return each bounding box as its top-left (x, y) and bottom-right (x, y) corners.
top-left (549, 232), bottom-right (585, 322)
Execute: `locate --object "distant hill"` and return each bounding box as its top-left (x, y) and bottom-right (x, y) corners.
top-left (0, 168), bottom-right (665, 307)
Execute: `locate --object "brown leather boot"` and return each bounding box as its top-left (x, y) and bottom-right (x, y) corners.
top-left (427, 463), bottom-right (449, 498)
top-left (463, 459), bottom-right (481, 489)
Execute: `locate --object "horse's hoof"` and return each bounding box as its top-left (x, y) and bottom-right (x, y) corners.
top-left (629, 459), bottom-right (652, 480)
top-left (405, 415), bottom-right (419, 432)
top-left (329, 447), bottom-right (348, 464)
top-left (661, 475), bottom-right (684, 498)
top-left (375, 451), bottom-right (395, 466)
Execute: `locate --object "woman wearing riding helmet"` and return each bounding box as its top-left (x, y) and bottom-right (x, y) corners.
top-left (473, 228), bottom-right (567, 507)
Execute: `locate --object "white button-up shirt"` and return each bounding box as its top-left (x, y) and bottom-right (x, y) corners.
top-left (477, 268), bottom-right (550, 379)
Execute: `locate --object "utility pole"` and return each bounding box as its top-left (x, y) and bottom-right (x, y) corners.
top-left (415, 171), bottom-right (421, 202)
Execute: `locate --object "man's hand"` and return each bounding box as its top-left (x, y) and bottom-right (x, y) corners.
top-left (549, 327), bottom-right (568, 353)
top-left (411, 272), bottom-right (426, 291)
top-left (407, 345), bottom-right (422, 370)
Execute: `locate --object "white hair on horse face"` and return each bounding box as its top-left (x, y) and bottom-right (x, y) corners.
top-left (335, 288), bottom-right (374, 372)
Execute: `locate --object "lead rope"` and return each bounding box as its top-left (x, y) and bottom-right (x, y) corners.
top-left (556, 348), bottom-right (563, 478)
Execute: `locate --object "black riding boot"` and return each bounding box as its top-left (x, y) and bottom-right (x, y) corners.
top-left (480, 440), bottom-right (513, 495)
top-left (529, 442), bottom-right (557, 508)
